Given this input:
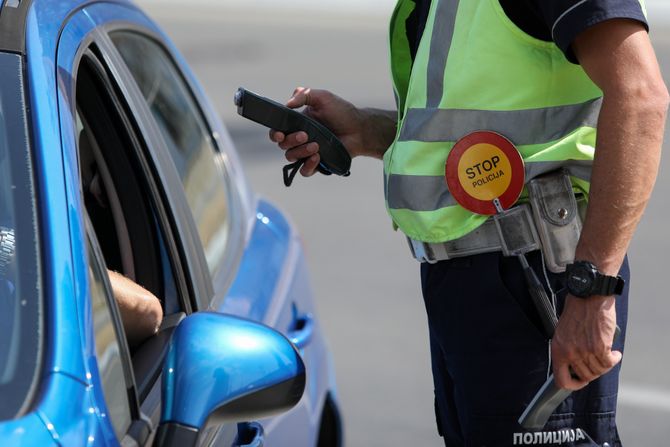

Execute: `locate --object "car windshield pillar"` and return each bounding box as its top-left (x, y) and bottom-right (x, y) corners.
top-left (0, 51), bottom-right (43, 422)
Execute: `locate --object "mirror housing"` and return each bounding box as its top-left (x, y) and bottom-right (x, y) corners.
top-left (155, 312), bottom-right (305, 447)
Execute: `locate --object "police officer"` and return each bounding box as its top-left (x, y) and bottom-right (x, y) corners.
top-left (270, 1), bottom-right (668, 445)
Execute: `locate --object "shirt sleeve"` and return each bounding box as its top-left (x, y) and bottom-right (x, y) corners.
top-left (535, 0), bottom-right (649, 63)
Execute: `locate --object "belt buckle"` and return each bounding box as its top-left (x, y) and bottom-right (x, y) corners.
top-left (407, 238), bottom-right (441, 264)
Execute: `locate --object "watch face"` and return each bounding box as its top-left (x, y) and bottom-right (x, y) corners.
top-left (567, 264), bottom-right (596, 297)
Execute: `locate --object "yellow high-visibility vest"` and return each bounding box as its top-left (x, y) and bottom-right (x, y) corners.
top-left (384, 0), bottom-right (607, 243)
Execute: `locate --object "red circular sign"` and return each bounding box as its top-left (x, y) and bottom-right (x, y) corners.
top-left (445, 131), bottom-right (524, 215)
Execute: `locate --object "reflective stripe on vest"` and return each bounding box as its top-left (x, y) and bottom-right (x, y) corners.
top-left (384, 0), bottom-right (604, 243)
top-left (426, 0), bottom-right (459, 108)
top-left (399, 98), bottom-right (602, 145)
top-left (387, 159), bottom-right (593, 211)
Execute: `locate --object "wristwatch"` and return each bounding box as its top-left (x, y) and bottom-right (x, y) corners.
top-left (565, 260), bottom-right (625, 298)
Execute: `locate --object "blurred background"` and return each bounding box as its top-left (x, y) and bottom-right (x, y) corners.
top-left (137, 1), bottom-right (670, 445)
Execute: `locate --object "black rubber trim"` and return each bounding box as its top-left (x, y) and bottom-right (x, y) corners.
top-left (132, 312), bottom-right (185, 402)
top-left (317, 393), bottom-right (343, 447)
top-left (0, 0), bottom-right (33, 54)
top-left (127, 415), bottom-right (152, 446)
top-left (154, 422), bottom-right (199, 447)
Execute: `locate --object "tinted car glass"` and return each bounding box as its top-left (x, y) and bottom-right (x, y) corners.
top-left (0, 53), bottom-right (43, 420)
top-left (111, 32), bottom-right (231, 279)
top-left (87, 238), bottom-right (132, 438)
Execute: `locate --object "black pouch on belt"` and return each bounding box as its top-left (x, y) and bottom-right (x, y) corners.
top-left (527, 169), bottom-right (582, 273)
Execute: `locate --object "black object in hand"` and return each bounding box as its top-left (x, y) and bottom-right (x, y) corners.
top-left (234, 88), bottom-right (351, 186)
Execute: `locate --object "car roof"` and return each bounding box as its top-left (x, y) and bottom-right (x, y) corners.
top-left (0, 0), bottom-right (33, 54)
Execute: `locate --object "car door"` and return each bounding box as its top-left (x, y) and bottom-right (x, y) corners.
top-left (88, 6), bottom-right (337, 446)
top-left (56, 9), bottom-right (246, 446)
top-left (91, 27), bottom-right (272, 445)
top-left (97, 20), bottom-right (323, 447)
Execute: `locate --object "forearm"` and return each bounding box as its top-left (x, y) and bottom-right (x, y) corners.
top-left (553, 89), bottom-right (666, 387)
top-left (576, 81), bottom-right (668, 275)
top-left (356, 108), bottom-right (398, 159)
top-left (551, 20), bottom-right (668, 389)
top-left (109, 270), bottom-right (163, 346)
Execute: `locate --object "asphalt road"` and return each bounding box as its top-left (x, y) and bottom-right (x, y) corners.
top-left (138, 3), bottom-right (670, 445)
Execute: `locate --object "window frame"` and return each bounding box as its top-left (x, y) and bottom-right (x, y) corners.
top-left (76, 51), bottom-right (167, 300)
top-left (98, 23), bottom-right (247, 310)
top-left (72, 46), bottom-right (187, 443)
top-left (61, 25), bottom-right (199, 317)
top-left (109, 29), bottom-right (235, 284)
top-left (92, 26), bottom-right (223, 311)
top-left (84, 214), bottom-right (138, 438)
top-left (53, 14), bottom-right (234, 443)
top-left (73, 30), bottom-right (249, 442)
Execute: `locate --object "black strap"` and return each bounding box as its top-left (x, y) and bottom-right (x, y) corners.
top-left (283, 159), bottom-right (343, 187)
top-left (283, 160), bottom-right (305, 187)
top-left (614, 277), bottom-right (625, 295)
top-left (604, 275), bottom-right (626, 296)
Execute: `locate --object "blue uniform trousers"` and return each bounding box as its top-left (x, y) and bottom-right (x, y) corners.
top-left (420, 251), bottom-right (629, 447)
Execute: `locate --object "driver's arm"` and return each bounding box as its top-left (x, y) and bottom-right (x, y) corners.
top-left (108, 270), bottom-right (164, 347)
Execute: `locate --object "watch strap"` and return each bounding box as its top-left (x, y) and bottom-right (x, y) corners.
top-left (603, 274), bottom-right (625, 296)
top-left (567, 261), bottom-right (625, 298)
top-left (594, 272), bottom-right (625, 296)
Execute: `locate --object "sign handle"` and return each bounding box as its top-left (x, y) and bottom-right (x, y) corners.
top-left (492, 196), bottom-right (558, 338)
top-left (518, 254), bottom-right (559, 337)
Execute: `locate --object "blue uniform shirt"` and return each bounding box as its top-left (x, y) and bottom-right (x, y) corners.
top-left (406, 0), bottom-right (649, 63)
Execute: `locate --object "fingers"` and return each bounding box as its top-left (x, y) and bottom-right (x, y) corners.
top-left (268, 125), bottom-right (320, 177)
top-left (268, 86), bottom-right (313, 145)
top-left (555, 364), bottom-right (588, 391)
top-left (569, 360), bottom-right (597, 384)
top-left (287, 86), bottom-right (315, 109)
top-left (300, 154), bottom-right (320, 177)
top-left (267, 87), bottom-right (327, 178)
top-left (268, 87), bottom-right (313, 150)
top-left (551, 296), bottom-right (622, 390)
top-left (269, 86), bottom-right (324, 146)
top-left (285, 142), bottom-right (319, 163)
top-left (276, 131), bottom-right (309, 151)
top-left (269, 129), bottom-right (285, 144)
top-left (553, 350), bottom-right (622, 390)
top-left (578, 349), bottom-right (622, 377)
top-left (602, 350), bottom-right (623, 373)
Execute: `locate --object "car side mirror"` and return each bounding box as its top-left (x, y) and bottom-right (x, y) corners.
top-left (154, 312), bottom-right (306, 447)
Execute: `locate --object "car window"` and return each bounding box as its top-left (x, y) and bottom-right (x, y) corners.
top-left (0, 52), bottom-right (42, 421)
top-left (111, 31), bottom-right (232, 280)
top-left (76, 54), bottom-right (167, 310)
top-left (87, 235), bottom-right (132, 439)
top-left (74, 48), bottom-right (200, 418)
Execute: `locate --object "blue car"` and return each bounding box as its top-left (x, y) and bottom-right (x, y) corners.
top-left (0, 0), bottom-right (342, 445)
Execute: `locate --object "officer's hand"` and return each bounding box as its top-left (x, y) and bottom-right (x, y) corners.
top-left (269, 87), bottom-right (365, 177)
top-left (551, 295), bottom-right (621, 390)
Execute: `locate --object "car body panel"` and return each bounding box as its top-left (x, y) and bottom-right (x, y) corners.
top-left (35, 372), bottom-right (105, 446)
top-left (24, 0), bottom-right (96, 385)
top-left (219, 201), bottom-right (291, 322)
top-left (53, 2), bottom-right (105, 393)
top-left (220, 198), bottom-right (339, 446)
top-left (0, 413), bottom-right (55, 446)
